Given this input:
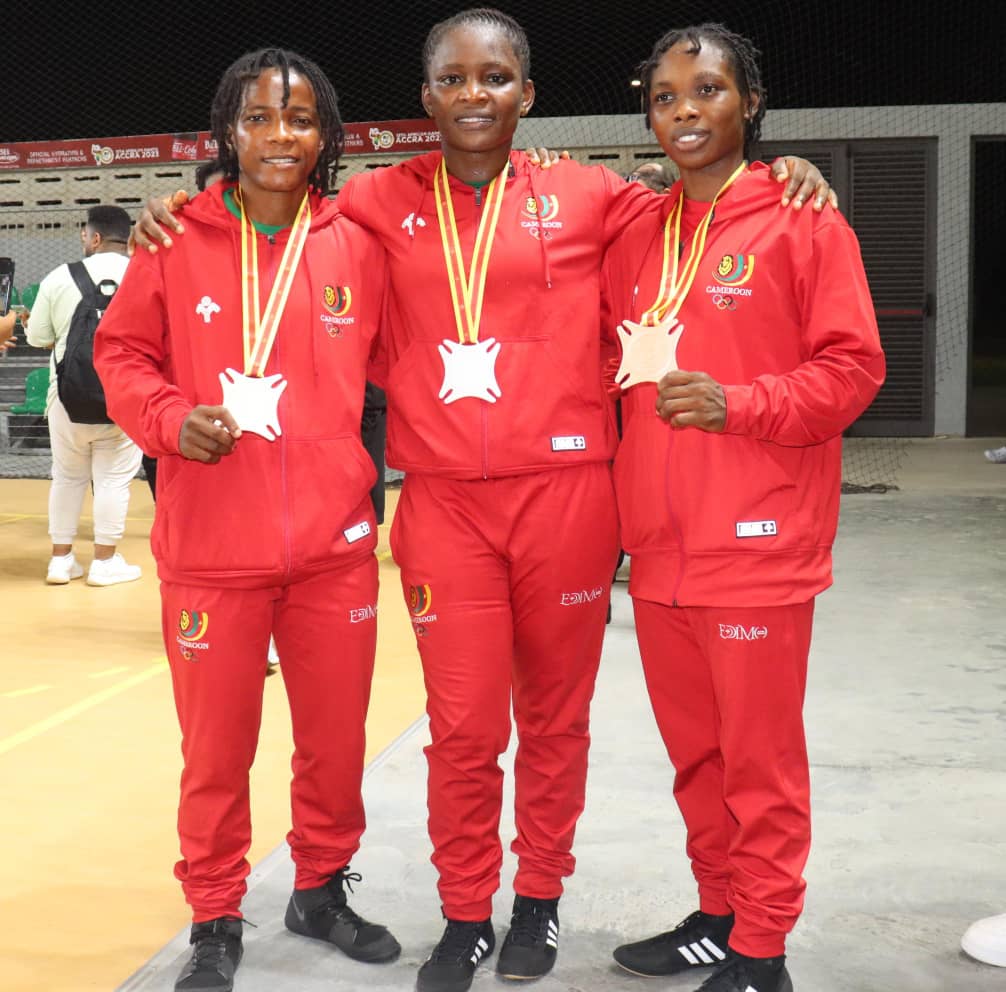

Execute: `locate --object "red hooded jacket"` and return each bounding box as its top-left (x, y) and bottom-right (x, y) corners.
top-left (337, 151), bottom-right (657, 479)
top-left (601, 163), bottom-right (886, 606)
top-left (94, 183), bottom-right (387, 587)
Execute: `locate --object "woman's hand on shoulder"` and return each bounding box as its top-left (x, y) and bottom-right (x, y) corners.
top-left (769, 157), bottom-right (838, 213)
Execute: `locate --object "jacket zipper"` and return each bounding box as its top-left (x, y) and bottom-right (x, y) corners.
top-left (265, 233), bottom-right (293, 578)
top-left (473, 182), bottom-right (490, 477)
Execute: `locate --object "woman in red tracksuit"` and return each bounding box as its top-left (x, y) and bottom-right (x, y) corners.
top-left (601, 24), bottom-right (886, 992)
top-left (94, 49), bottom-right (399, 992)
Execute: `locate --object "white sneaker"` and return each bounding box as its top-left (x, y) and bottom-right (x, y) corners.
top-left (962, 912), bottom-right (1006, 967)
top-left (983, 445), bottom-right (1006, 464)
top-left (46, 553), bottom-right (84, 585)
top-left (87, 553), bottom-right (142, 587)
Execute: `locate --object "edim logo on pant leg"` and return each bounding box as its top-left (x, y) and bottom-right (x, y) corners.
top-left (349, 603), bottom-right (377, 623)
top-left (560, 586), bottom-right (604, 606)
top-left (718, 624), bottom-right (768, 641)
top-left (176, 609), bottom-right (211, 660)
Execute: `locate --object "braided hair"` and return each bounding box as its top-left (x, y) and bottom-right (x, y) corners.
top-left (637, 23), bottom-right (766, 161)
top-left (422, 7), bottom-right (531, 81)
top-left (196, 48), bottom-right (344, 195)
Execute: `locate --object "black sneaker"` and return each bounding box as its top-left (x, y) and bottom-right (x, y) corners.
top-left (496, 894), bottom-right (560, 979)
top-left (175, 917), bottom-right (243, 992)
top-left (613, 909), bottom-right (733, 976)
top-left (696, 953), bottom-right (793, 992)
top-left (416, 916), bottom-right (495, 992)
top-left (284, 867), bottom-right (400, 963)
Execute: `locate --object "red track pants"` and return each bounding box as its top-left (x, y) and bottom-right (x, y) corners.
top-left (162, 556), bottom-right (378, 922)
top-left (391, 463), bottom-right (619, 920)
top-left (632, 598), bottom-right (815, 957)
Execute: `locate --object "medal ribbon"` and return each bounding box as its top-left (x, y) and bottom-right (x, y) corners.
top-left (642, 161), bottom-right (747, 326)
top-left (236, 186), bottom-right (312, 376)
top-left (433, 158), bottom-right (508, 344)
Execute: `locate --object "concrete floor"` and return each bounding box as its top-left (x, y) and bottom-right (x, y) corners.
top-left (119, 439), bottom-right (1006, 992)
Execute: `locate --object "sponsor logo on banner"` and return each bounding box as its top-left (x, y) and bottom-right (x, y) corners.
top-left (171, 133), bottom-right (201, 160)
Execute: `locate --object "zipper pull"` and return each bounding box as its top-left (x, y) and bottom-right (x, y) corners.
top-left (474, 186), bottom-right (482, 208)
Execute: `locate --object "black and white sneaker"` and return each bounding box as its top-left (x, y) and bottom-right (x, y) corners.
top-left (696, 952), bottom-right (793, 992)
top-left (416, 917), bottom-right (495, 992)
top-left (613, 909), bottom-right (733, 976)
top-left (496, 894), bottom-right (560, 979)
top-left (175, 917), bottom-right (243, 992)
top-left (284, 867), bottom-right (400, 963)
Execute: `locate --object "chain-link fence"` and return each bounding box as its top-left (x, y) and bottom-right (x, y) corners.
top-left (2, 1), bottom-right (1002, 487)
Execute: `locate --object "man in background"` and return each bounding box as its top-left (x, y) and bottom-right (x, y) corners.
top-left (26, 205), bottom-right (143, 586)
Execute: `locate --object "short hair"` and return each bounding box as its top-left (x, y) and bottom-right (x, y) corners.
top-left (422, 8), bottom-right (531, 82)
top-left (85, 205), bottom-right (131, 242)
top-left (626, 161), bottom-right (674, 192)
top-left (637, 23), bottom-right (766, 161)
top-left (196, 48), bottom-right (343, 195)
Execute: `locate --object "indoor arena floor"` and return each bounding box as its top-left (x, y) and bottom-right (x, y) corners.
top-left (2, 438), bottom-right (1005, 992)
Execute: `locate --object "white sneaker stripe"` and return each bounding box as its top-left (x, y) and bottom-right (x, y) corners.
top-left (700, 936), bottom-right (727, 960)
top-left (689, 941), bottom-right (714, 964)
top-left (678, 945), bottom-right (701, 965)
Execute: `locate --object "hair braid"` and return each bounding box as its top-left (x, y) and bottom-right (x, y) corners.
top-left (637, 23), bottom-right (766, 160)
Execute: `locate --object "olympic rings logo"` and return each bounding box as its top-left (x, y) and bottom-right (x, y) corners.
top-left (711, 294), bottom-right (737, 311)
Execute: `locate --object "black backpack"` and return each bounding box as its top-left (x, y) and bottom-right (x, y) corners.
top-left (56, 260), bottom-right (119, 424)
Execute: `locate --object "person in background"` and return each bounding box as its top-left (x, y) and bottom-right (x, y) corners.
top-left (0, 310), bottom-right (19, 351)
top-left (602, 23), bottom-right (884, 992)
top-left (26, 205), bottom-right (144, 587)
top-left (626, 160), bottom-right (675, 192)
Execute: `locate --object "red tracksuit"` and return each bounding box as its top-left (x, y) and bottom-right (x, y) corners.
top-left (337, 151), bottom-right (658, 919)
top-left (601, 163), bottom-right (885, 955)
top-left (94, 183), bottom-right (387, 921)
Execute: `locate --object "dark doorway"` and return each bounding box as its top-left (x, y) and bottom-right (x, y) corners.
top-left (968, 138), bottom-right (1006, 438)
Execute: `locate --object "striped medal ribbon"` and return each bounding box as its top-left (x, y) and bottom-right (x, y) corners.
top-left (433, 157), bottom-right (508, 404)
top-left (216, 187), bottom-right (311, 441)
top-left (614, 162), bottom-right (748, 389)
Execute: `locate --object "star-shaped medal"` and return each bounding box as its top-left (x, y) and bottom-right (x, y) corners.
top-left (437, 338), bottom-right (503, 404)
top-left (218, 367), bottom-right (288, 441)
top-left (614, 314), bottom-right (685, 389)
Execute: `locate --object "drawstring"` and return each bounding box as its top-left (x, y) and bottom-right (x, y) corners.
top-left (525, 164), bottom-right (553, 289)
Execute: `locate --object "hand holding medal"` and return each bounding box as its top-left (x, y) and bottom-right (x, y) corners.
top-left (656, 369), bottom-right (727, 432)
top-left (179, 404), bottom-right (242, 463)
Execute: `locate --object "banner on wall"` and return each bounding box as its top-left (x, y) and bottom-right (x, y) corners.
top-left (0, 121), bottom-right (442, 171)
